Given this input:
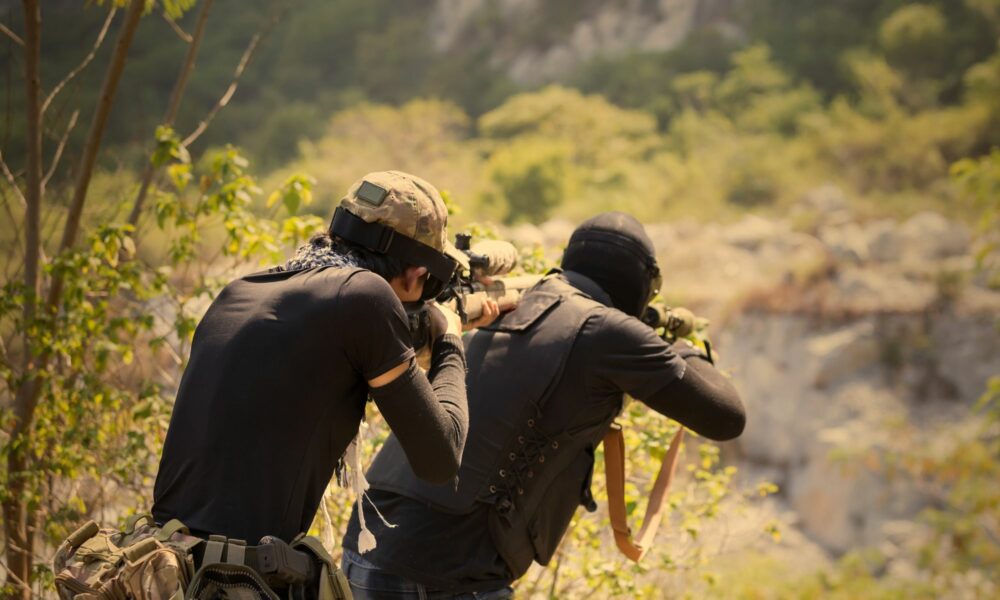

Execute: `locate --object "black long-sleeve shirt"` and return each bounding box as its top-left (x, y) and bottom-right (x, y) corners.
top-left (152, 267), bottom-right (468, 543)
top-left (369, 334), bottom-right (468, 484)
top-left (344, 303), bottom-right (745, 592)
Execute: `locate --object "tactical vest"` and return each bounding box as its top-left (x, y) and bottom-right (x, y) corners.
top-left (367, 273), bottom-right (620, 577)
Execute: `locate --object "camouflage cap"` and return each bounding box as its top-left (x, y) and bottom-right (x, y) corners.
top-left (340, 171), bottom-right (449, 253)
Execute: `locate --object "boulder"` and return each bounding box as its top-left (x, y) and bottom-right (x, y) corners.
top-left (818, 223), bottom-right (870, 263)
top-left (867, 220), bottom-right (904, 262)
top-left (808, 322), bottom-right (881, 388)
top-left (832, 268), bottom-right (936, 313)
top-left (897, 211), bottom-right (971, 261)
top-left (799, 184), bottom-right (852, 225)
top-left (722, 215), bottom-right (786, 251)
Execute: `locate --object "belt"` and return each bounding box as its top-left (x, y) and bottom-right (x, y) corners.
top-left (189, 533), bottom-right (316, 588)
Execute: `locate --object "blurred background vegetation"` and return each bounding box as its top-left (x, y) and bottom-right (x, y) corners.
top-left (1, 0), bottom-right (999, 598)
top-left (2, 0), bottom-right (998, 226)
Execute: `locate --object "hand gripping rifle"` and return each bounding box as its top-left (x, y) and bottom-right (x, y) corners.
top-left (406, 233), bottom-right (543, 355)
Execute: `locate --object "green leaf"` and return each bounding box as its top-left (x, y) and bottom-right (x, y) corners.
top-left (167, 163), bottom-right (192, 192)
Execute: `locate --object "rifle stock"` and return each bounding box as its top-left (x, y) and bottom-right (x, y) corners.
top-left (451, 274), bottom-right (542, 322)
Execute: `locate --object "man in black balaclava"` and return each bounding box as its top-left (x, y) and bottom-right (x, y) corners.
top-left (339, 212), bottom-right (746, 599)
top-left (561, 211), bottom-right (661, 318)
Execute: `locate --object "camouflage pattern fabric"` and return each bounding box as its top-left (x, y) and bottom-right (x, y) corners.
top-left (53, 517), bottom-right (200, 600)
top-left (53, 517), bottom-right (352, 600)
top-left (339, 171), bottom-right (450, 252)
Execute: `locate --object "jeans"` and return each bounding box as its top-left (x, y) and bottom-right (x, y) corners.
top-left (341, 549), bottom-right (515, 600)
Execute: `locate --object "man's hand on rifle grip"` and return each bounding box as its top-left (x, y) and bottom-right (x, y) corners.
top-left (464, 298), bottom-right (501, 330)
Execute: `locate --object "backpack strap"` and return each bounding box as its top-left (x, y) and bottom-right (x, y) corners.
top-left (123, 513), bottom-right (154, 535)
top-left (154, 519), bottom-right (190, 543)
top-left (602, 422), bottom-right (685, 562)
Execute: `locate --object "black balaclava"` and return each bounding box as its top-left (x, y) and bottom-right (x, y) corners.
top-left (561, 212), bottom-right (659, 317)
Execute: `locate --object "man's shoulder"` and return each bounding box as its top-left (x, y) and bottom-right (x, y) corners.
top-left (580, 305), bottom-right (659, 346)
top-left (339, 268), bottom-right (395, 300)
top-left (336, 269), bottom-right (407, 320)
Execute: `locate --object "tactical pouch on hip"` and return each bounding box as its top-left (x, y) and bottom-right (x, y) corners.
top-left (52, 515), bottom-right (353, 600)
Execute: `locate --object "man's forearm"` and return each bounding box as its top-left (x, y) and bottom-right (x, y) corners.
top-left (643, 353), bottom-right (746, 441)
top-left (427, 333), bottom-right (469, 456)
top-left (370, 335), bottom-right (468, 484)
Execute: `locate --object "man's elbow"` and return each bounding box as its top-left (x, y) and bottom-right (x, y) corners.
top-left (705, 407), bottom-right (745, 442)
top-left (720, 409), bottom-right (746, 441)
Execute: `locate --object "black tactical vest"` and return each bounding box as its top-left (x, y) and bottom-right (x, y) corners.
top-left (367, 273), bottom-right (621, 577)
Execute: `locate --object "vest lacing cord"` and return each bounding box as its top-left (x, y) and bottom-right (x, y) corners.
top-left (489, 417), bottom-right (560, 518)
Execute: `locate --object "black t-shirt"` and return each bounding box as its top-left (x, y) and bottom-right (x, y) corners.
top-left (153, 267), bottom-right (414, 543)
top-left (343, 305), bottom-right (695, 591)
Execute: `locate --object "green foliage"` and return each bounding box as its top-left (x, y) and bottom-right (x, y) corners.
top-left (952, 149), bottom-right (1000, 286)
top-left (476, 86), bottom-right (665, 221)
top-left (482, 139), bottom-right (573, 224)
top-left (879, 4), bottom-right (949, 80)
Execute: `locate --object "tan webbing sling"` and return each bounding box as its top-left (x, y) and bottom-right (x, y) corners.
top-left (602, 423), bottom-right (685, 562)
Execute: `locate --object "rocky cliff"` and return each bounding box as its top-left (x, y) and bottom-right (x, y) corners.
top-left (430, 0), bottom-right (744, 85)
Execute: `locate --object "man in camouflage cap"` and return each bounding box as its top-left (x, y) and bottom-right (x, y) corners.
top-left (152, 171), bottom-right (498, 591)
top-left (328, 170), bottom-right (467, 302)
top-left (340, 171), bottom-right (450, 251)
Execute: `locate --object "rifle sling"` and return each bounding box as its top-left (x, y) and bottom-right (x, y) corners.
top-left (602, 422), bottom-right (685, 562)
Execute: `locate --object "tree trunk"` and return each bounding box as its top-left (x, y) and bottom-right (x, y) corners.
top-left (128, 0), bottom-right (215, 227)
top-left (3, 3), bottom-right (143, 596)
top-left (3, 1), bottom-right (42, 597)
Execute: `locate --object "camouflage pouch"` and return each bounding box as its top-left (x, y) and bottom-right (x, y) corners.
top-left (53, 516), bottom-right (351, 600)
top-left (53, 515), bottom-right (201, 600)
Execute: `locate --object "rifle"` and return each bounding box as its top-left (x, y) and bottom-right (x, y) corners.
top-left (407, 232), bottom-right (711, 354)
top-left (640, 303), bottom-right (712, 356)
top-left (406, 233), bottom-right (542, 354)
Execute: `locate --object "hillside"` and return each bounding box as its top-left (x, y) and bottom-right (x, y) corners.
top-left (1, 0), bottom-right (999, 597)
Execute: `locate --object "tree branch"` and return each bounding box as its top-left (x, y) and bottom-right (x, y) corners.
top-left (0, 149), bottom-right (27, 209)
top-left (0, 21), bottom-right (24, 47)
top-left (182, 9), bottom-right (280, 147)
top-left (128, 0), bottom-right (215, 226)
top-left (49, 0), bottom-right (143, 304)
top-left (161, 10), bottom-right (192, 43)
top-left (0, 151), bottom-right (26, 272)
top-left (0, 184), bottom-right (25, 280)
top-left (41, 109), bottom-right (79, 191)
top-left (40, 7), bottom-right (116, 116)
